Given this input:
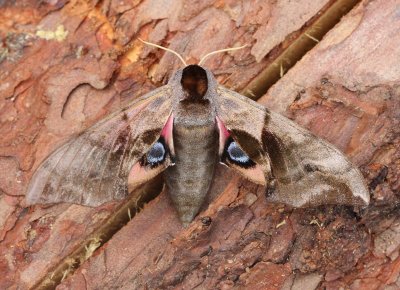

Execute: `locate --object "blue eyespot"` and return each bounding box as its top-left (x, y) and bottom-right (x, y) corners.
top-left (222, 137), bottom-right (256, 168)
top-left (147, 142), bottom-right (165, 163)
top-left (142, 138), bottom-right (168, 168)
top-left (227, 141), bottom-right (250, 164)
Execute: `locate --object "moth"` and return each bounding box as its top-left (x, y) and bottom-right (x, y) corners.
top-left (26, 43), bottom-right (369, 227)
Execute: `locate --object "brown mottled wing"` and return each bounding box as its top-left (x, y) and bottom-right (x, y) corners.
top-left (26, 86), bottom-right (172, 206)
top-left (216, 86), bottom-right (369, 207)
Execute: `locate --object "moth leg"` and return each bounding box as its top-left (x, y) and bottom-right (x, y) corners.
top-left (265, 176), bottom-right (277, 197)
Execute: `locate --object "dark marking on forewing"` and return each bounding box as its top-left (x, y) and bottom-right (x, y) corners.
top-left (261, 130), bottom-right (287, 176)
top-left (141, 129), bottom-right (163, 146)
top-left (121, 111), bottom-right (129, 121)
top-left (122, 128), bottom-right (164, 168)
top-left (261, 129), bottom-right (305, 185)
top-left (302, 173), bottom-right (354, 206)
top-left (264, 108), bottom-right (271, 126)
top-left (304, 163), bottom-right (320, 173)
top-left (113, 124), bottom-right (131, 155)
top-left (97, 123), bottom-right (133, 195)
top-left (230, 129), bottom-right (263, 163)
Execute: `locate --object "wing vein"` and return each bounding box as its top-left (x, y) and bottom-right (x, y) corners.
top-left (96, 121), bottom-right (131, 196)
top-left (53, 138), bottom-right (87, 200)
top-left (75, 144), bottom-right (97, 204)
top-left (81, 148), bottom-right (104, 203)
top-left (44, 140), bottom-right (77, 199)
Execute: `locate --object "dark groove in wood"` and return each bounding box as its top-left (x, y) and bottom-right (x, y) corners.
top-left (242, 0), bottom-right (361, 99)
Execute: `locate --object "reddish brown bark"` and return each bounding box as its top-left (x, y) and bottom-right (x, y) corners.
top-left (0, 0), bottom-right (398, 289)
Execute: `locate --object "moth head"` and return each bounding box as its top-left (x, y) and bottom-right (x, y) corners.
top-left (180, 65), bottom-right (208, 100)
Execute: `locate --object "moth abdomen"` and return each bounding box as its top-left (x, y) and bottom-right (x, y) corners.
top-left (164, 119), bottom-right (218, 225)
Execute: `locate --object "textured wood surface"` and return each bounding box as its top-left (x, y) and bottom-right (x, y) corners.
top-left (0, 0), bottom-right (398, 289)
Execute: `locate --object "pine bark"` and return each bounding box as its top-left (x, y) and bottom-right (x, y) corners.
top-left (0, 0), bottom-right (398, 289)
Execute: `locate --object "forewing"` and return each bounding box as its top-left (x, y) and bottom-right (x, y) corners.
top-left (216, 86), bottom-right (369, 208)
top-left (26, 86), bottom-right (173, 206)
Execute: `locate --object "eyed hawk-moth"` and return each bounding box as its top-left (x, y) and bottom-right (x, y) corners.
top-left (26, 63), bottom-right (369, 227)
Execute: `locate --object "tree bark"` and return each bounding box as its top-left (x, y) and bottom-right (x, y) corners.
top-left (0, 0), bottom-right (398, 289)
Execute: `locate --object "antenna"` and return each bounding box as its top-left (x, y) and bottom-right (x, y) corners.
top-left (138, 38), bottom-right (187, 66)
top-left (139, 38), bottom-right (248, 67)
top-left (198, 44), bottom-right (249, 66)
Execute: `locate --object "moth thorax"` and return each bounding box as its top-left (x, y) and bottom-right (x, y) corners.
top-left (181, 65), bottom-right (208, 101)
